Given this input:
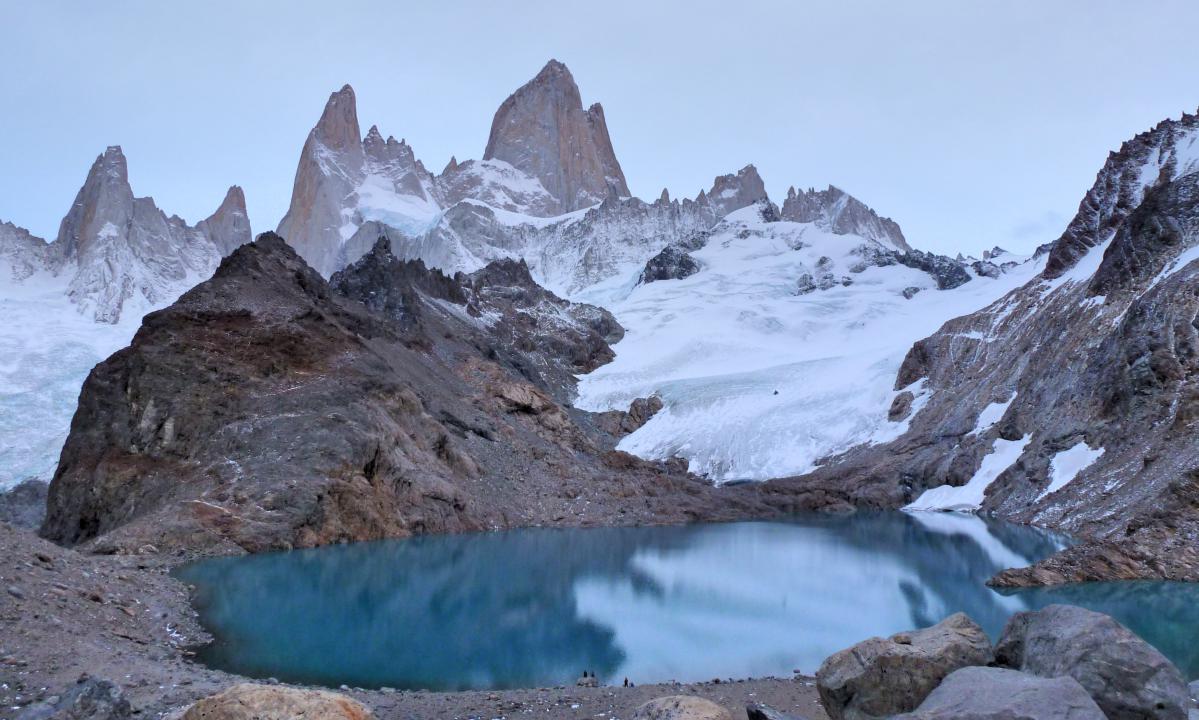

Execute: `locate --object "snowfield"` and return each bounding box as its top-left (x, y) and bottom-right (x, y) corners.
top-left (0, 269), bottom-right (153, 488)
top-left (575, 206), bottom-right (1041, 483)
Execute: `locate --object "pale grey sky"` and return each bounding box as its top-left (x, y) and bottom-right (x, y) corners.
top-left (3, 1), bottom-right (1198, 255)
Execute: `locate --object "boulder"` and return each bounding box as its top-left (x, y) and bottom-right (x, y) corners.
top-left (996, 604), bottom-right (1189, 720)
top-left (896, 666), bottom-right (1105, 720)
top-left (816, 612), bottom-right (993, 720)
top-left (633, 696), bottom-right (731, 720)
top-left (181, 684), bottom-right (373, 720)
top-left (15, 677), bottom-right (131, 720)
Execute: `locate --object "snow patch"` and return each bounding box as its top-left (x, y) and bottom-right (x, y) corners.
top-left (968, 394), bottom-right (1016, 437)
top-left (1035, 442), bottom-right (1104, 502)
top-left (904, 434), bottom-right (1032, 513)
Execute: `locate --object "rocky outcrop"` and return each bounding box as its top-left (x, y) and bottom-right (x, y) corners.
top-left (707, 166), bottom-right (769, 219)
top-left (782, 185), bottom-right (910, 251)
top-left (1044, 111), bottom-right (1199, 279)
top-left (0, 478), bottom-right (48, 529)
top-left (181, 684), bottom-right (373, 720)
top-left (483, 60), bottom-right (630, 213)
top-left (816, 613), bottom-right (993, 720)
top-left (995, 605), bottom-right (1190, 720)
top-left (633, 696), bottom-right (731, 720)
top-left (895, 667), bottom-right (1105, 720)
top-left (638, 245), bottom-right (700, 284)
top-left (40, 233), bottom-right (775, 554)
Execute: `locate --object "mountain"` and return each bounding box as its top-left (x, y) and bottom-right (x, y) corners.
top-left (483, 59), bottom-right (630, 212)
top-left (0, 146), bottom-right (249, 490)
top-left (40, 233), bottom-right (777, 554)
top-left (805, 110), bottom-right (1199, 584)
top-left (274, 62), bottom-right (730, 287)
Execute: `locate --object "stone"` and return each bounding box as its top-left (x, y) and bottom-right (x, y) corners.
top-left (632, 696), bottom-right (731, 720)
top-left (816, 612), bottom-right (994, 720)
top-left (181, 684), bottom-right (372, 720)
top-left (746, 702), bottom-right (809, 720)
top-left (896, 666), bottom-right (1105, 720)
top-left (781, 185), bottom-right (909, 250)
top-left (995, 604), bottom-right (1189, 720)
top-left (15, 677), bottom-right (132, 720)
top-left (0, 479), bottom-right (49, 529)
top-left (576, 674), bottom-right (599, 688)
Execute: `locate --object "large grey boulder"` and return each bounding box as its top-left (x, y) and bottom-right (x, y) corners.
top-left (816, 612), bottom-right (993, 720)
top-left (896, 666), bottom-right (1106, 720)
top-left (181, 684), bottom-right (372, 720)
top-left (996, 604), bottom-right (1189, 720)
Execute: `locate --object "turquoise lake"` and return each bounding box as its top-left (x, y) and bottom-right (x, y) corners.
top-left (176, 512), bottom-right (1199, 690)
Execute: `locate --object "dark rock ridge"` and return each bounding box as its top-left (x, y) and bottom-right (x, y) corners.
top-left (484, 59), bottom-right (630, 213)
top-left (40, 233), bottom-right (779, 555)
top-left (797, 109), bottom-right (1199, 584)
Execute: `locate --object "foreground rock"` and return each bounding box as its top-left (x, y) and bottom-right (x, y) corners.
top-left (816, 613), bottom-right (992, 720)
top-left (996, 605), bottom-right (1189, 720)
top-left (15, 677), bottom-right (132, 720)
top-left (181, 684), bottom-right (373, 720)
top-left (633, 696), bottom-right (731, 720)
top-left (0, 478), bottom-right (48, 529)
top-left (895, 666), bottom-right (1105, 720)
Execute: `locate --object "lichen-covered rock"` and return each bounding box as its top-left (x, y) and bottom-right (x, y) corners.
top-left (181, 684), bottom-right (372, 720)
top-left (633, 696), bottom-right (731, 720)
top-left (816, 613), bottom-right (993, 720)
top-left (995, 605), bottom-right (1189, 720)
top-left (896, 666), bottom-right (1105, 720)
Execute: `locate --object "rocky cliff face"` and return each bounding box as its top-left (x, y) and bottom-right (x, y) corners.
top-left (809, 111), bottom-right (1199, 584)
top-left (0, 221), bottom-right (50, 282)
top-left (483, 60), bottom-right (630, 213)
top-left (41, 233), bottom-right (774, 554)
top-left (782, 185), bottom-right (910, 251)
top-left (196, 185), bottom-right (252, 256)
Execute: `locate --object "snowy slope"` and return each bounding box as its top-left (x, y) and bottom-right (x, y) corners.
top-left (575, 206), bottom-right (1040, 482)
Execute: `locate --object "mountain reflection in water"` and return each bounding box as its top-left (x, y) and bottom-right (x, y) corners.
top-left (177, 512), bottom-right (1199, 689)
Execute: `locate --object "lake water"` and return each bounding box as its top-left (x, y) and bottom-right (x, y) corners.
top-left (176, 512), bottom-right (1199, 690)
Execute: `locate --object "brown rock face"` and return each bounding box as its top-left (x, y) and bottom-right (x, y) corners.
top-left (484, 60), bottom-right (630, 213)
top-left (182, 684), bottom-right (373, 720)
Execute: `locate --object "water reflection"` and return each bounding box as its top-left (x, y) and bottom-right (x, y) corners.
top-left (176, 512), bottom-right (1198, 690)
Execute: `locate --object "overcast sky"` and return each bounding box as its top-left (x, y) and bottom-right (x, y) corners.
top-left (3, 1), bottom-right (1199, 255)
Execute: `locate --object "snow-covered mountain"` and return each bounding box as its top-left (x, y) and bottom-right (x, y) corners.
top-left (267, 60), bottom-right (1038, 484)
top-left (799, 110), bottom-right (1199, 584)
top-left (0, 147), bottom-right (249, 488)
top-left (575, 204), bottom-right (1037, 481)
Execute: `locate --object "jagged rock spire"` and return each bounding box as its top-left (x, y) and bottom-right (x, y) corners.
top-left (198, 185), bottom-right (253, 256)
top-left (483, 60), bottom-right (630, 212)
top-left (55, 146), bottom-right (135, 259)
top-left (703, 164), bottom-right (769, 218)
top-left (781, 184), bottom-right (909, 251)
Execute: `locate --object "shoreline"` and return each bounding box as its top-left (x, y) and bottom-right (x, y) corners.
top-left (1, 518), bottom-right (831, 719)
